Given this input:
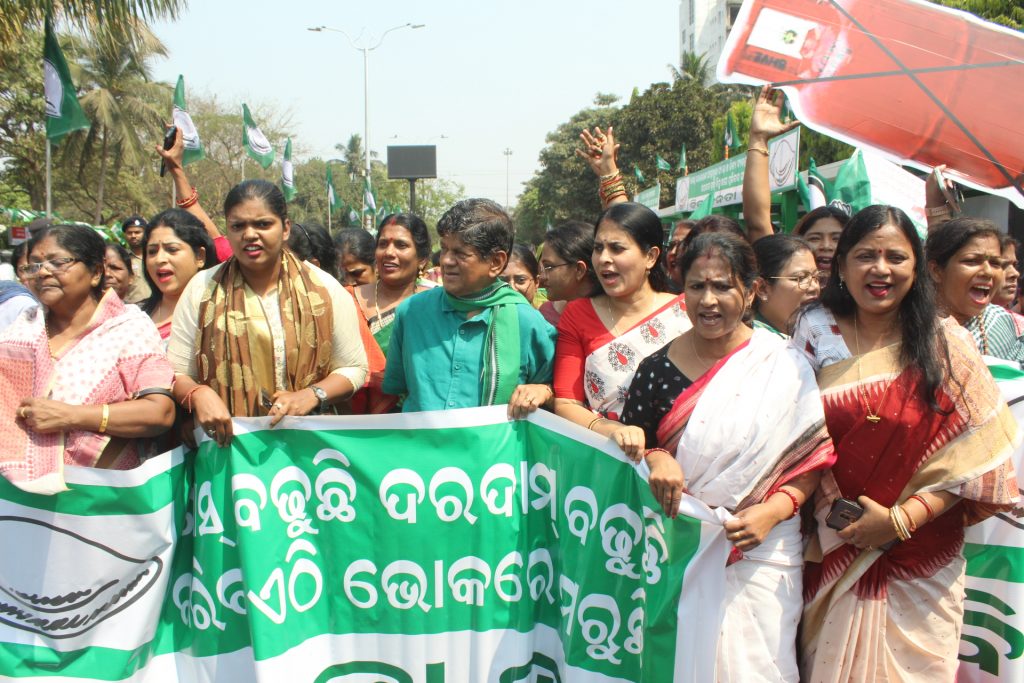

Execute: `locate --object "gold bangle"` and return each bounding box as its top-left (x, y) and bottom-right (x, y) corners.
top-left (99, 404), bottom-right (110, 434)
top-left (599, 171), bottom-right (621, 182)
top-left (749, 146), bottom-right (769, 157)
top-left (587, 416), bottom-right (605, 431)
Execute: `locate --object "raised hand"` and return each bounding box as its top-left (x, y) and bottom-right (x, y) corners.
top-left (576, 126), bottom-right (620, 177)
top-left (750, 85), bottom-right (799, 144)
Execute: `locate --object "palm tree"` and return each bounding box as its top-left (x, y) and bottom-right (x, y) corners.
top-left (0, 0), bottom-right (185, 49)
top-left (72, 19), bottom-right (170, 223)
top-left (668, 52), bottom-right (711, 84)
top-left (334, 133), bottom-right (381, 178)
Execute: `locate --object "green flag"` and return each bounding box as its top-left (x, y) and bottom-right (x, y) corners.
top-left (724, 111), bottom-right (739, 155)
top-left (833, 149), bottom-right (872, 214)
top-left (326, 164), bottom-right (339, 209)
top-left (43, 18), bottom-right (90, 143)
top-left (281, 138), bottom-right (296, 201)
top-left (633, 165), bottom-right (645, 185)
top-left (242, 104), bottom-right (274, 169)
top-left (797, 157), bottom-right (831, 211)
top-left (363, 176), bottom-right (377, 214)
top-left (348, 208), bottom-right (360, 224)
top-left (172, 75), bottom-right (204, 166)
top-left (677, 143), bottom-right (688, 173)
top-left (689, 192), bottom-right (715, 220)
top-left (656, 155), bottom-right (672, 172)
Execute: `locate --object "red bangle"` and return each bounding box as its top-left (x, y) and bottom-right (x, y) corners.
top-left (643, 448), bottom-right (672, 460)
top-left (908, 494), bottom-right (934, 523)
top-left (182, 385), bottom-right (205, 413)
top-left (774, 487), bottom-right (800, 519)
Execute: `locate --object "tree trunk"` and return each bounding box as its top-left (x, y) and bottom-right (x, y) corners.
top-left (94, 127), bottom-right (108, 224)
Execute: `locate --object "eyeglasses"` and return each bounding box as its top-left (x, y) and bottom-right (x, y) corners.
top-left (665, 240), bottom-right (683, 251)
top-left (540, 262), bottom-right (571, 274)
top-left (23, 257), bottom-right (80, 275)
top-left (769, 271), bottom-right (823, 290)
top-left (499, 274), bottom-right (535, 286)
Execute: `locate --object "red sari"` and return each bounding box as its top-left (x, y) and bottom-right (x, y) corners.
top-left (796, 310), bottom-right (1019, 682)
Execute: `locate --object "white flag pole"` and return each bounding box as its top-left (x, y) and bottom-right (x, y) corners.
top-left (45, 138), bottom-right (52, 217)
top-left (242, 156), bottom-right (246, 182)
top-left (327, 182), bottom-right (332, 232)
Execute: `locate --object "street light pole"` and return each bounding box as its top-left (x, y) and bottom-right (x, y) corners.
top-left (503, 148), bottom-right (513, 210)
top-left (309, 22), bottom-right (425, 229)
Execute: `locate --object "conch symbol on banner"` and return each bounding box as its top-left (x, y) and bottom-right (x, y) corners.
top-left (0, 517), bottom-right (163, 638)
top-left (313, 660), bottom-right (446, 683)
top-left (960, 586), bottom-right (1024, 676)
top-left (498, 652), bottom-right (563, 683)
top-left (768, 135), bottom-right (797, 190)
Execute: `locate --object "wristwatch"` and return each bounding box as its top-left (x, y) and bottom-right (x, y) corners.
top-left (309, 384), bottom-right (328, 414)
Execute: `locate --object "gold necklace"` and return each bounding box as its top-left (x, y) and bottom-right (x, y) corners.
top-left (853, 312), bottom-right (896, 424)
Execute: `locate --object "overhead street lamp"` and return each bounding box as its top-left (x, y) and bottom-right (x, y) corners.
top-left (309, 22), bottom-right (425, 227)
top-left (503, 148), bottom-right (513, 210)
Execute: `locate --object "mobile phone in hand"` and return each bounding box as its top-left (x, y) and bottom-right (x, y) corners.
top-left (932, 167), bottom-right (963, 214)
top-left (159, 125), bottom-right (178, 177)
top-left (825, 497), bottom-right (864, 531)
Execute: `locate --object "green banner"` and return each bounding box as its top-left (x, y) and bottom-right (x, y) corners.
top-left (674, 127), bottom-right (799, 212)
top-left (0, 409), bottom-right (730, 682)
top-left (634, 184), bottom-right (661, 210)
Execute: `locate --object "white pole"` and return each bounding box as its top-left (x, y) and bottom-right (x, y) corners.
top-left (327, 180), bottom-right (332, 232)
top-left (503, 148), bottom-right (513, 210)
top-left (45, 139), bottom-right (52, 217)
top-left (363, 47), bottom-right (371, 230)
top-left (242, 156), bottom-right (246, 182)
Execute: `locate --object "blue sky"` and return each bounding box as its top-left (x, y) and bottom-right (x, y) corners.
top-left (149, 0), bottom-right (682, 204)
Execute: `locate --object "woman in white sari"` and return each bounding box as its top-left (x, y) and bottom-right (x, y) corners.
top-left (618, 232), bottom-right (836, 682)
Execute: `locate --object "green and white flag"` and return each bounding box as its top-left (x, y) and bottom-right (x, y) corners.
top-left (797, 158), bottom-right (831, 212)
top-left (43, 18), bottom-right (90, 143)
top-left (242, 103), bottom-right (274, 170)
top-left (633, 165), bottom-right (645, 185)
top-left (723, 111), bottom-right (739, 157)
top-left (172, 75), bottom-right (204, 166)
top-left (280, 138), bottom-right (296, 202)
top-left (348, 208), bottom-right (359, 225)
top-left (688, 191), bottom-right (715, 220)
top-left (0, 408), bottom-right (731, 682)
top-left (960, 359), bottom-right (1024, 682)
top-left (832, 149), bottom-right (871, 215)
top-left (656, 155), bottom-right (672, 172)
top-left (326, 164), bottom-right (339, 209)
top-left (363, 176), bottom-right (377, 214)
top-left (677, 143), bottom-right (688, 174)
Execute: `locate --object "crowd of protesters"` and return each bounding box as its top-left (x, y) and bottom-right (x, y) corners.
top-left (0, 86), bottom-right (1018, 682)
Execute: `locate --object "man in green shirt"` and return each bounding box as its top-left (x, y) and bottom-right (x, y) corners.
top-left (383, 199), bottom-right (557, 416)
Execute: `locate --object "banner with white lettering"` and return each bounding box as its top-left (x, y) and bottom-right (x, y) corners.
top-left (0, 408), bottom-right (731, 682)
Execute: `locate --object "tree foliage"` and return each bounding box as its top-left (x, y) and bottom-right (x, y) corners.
top-left (0, 0), bottom-right (186, 50)
top-left (929, 0), bottom-right (1023, 29)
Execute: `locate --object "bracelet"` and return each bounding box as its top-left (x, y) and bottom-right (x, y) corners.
top-left (99, 404), bottom-right (110, 434)
top-left (182, 385), bottom-right (207, 413)
top-left (176, 186), bottom-right (199, 209)
top-left (643, 448), bottom-right (672, 460)
top-left (749, 146), bottom-right (769, 157)
top-left (890, 504), bottom-right (912, 541)
top-left (773, 487), bottom-right (800, 519)
top-left (587, 416), bottom-right (606, 431)
top-left (925, 205), bottom-right (951, 217)
top-left (907, 494), bottom-right (935, 523)
top-left (599, 171), bottom-right (622, 182)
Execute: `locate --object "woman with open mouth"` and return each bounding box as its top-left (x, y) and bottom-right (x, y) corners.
top-left (926, 217), bottom-right (1024, 362)
top-left (792, 205), bottom-right (1018, 681)
top-left (139, 209), bottom-right (218, 347)
top-left (794, 205), bottom-right (849, 286)
top-left (553, 202), bottom-right (690, 451)
top-left (166, 180), bottom-right (369, 446)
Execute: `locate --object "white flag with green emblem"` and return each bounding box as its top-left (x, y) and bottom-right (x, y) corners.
top-left (242, 103), bottom-right (274, 169)
top-left (281, 138), bottom-right (296, 201)
top-left (326, 164), bottom-right (339, 209)
top-left (172, 75), bottom-right (204, 166)
top-left (43, 18), bottom-right (90, 143)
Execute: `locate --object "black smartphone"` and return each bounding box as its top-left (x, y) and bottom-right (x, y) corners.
top-left (260, 389), bottom-right (274, 414)
top-left (825, 497), bottom-right (864, 531)
top-left (159, 125), bottom-right (177, 177)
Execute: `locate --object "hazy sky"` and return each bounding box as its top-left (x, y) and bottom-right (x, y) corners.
top-left (149, 0), bottom-right (682, 204)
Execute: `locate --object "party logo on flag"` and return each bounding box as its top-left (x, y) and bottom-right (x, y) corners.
top-left (42, 61), bottom-right (61, 117)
